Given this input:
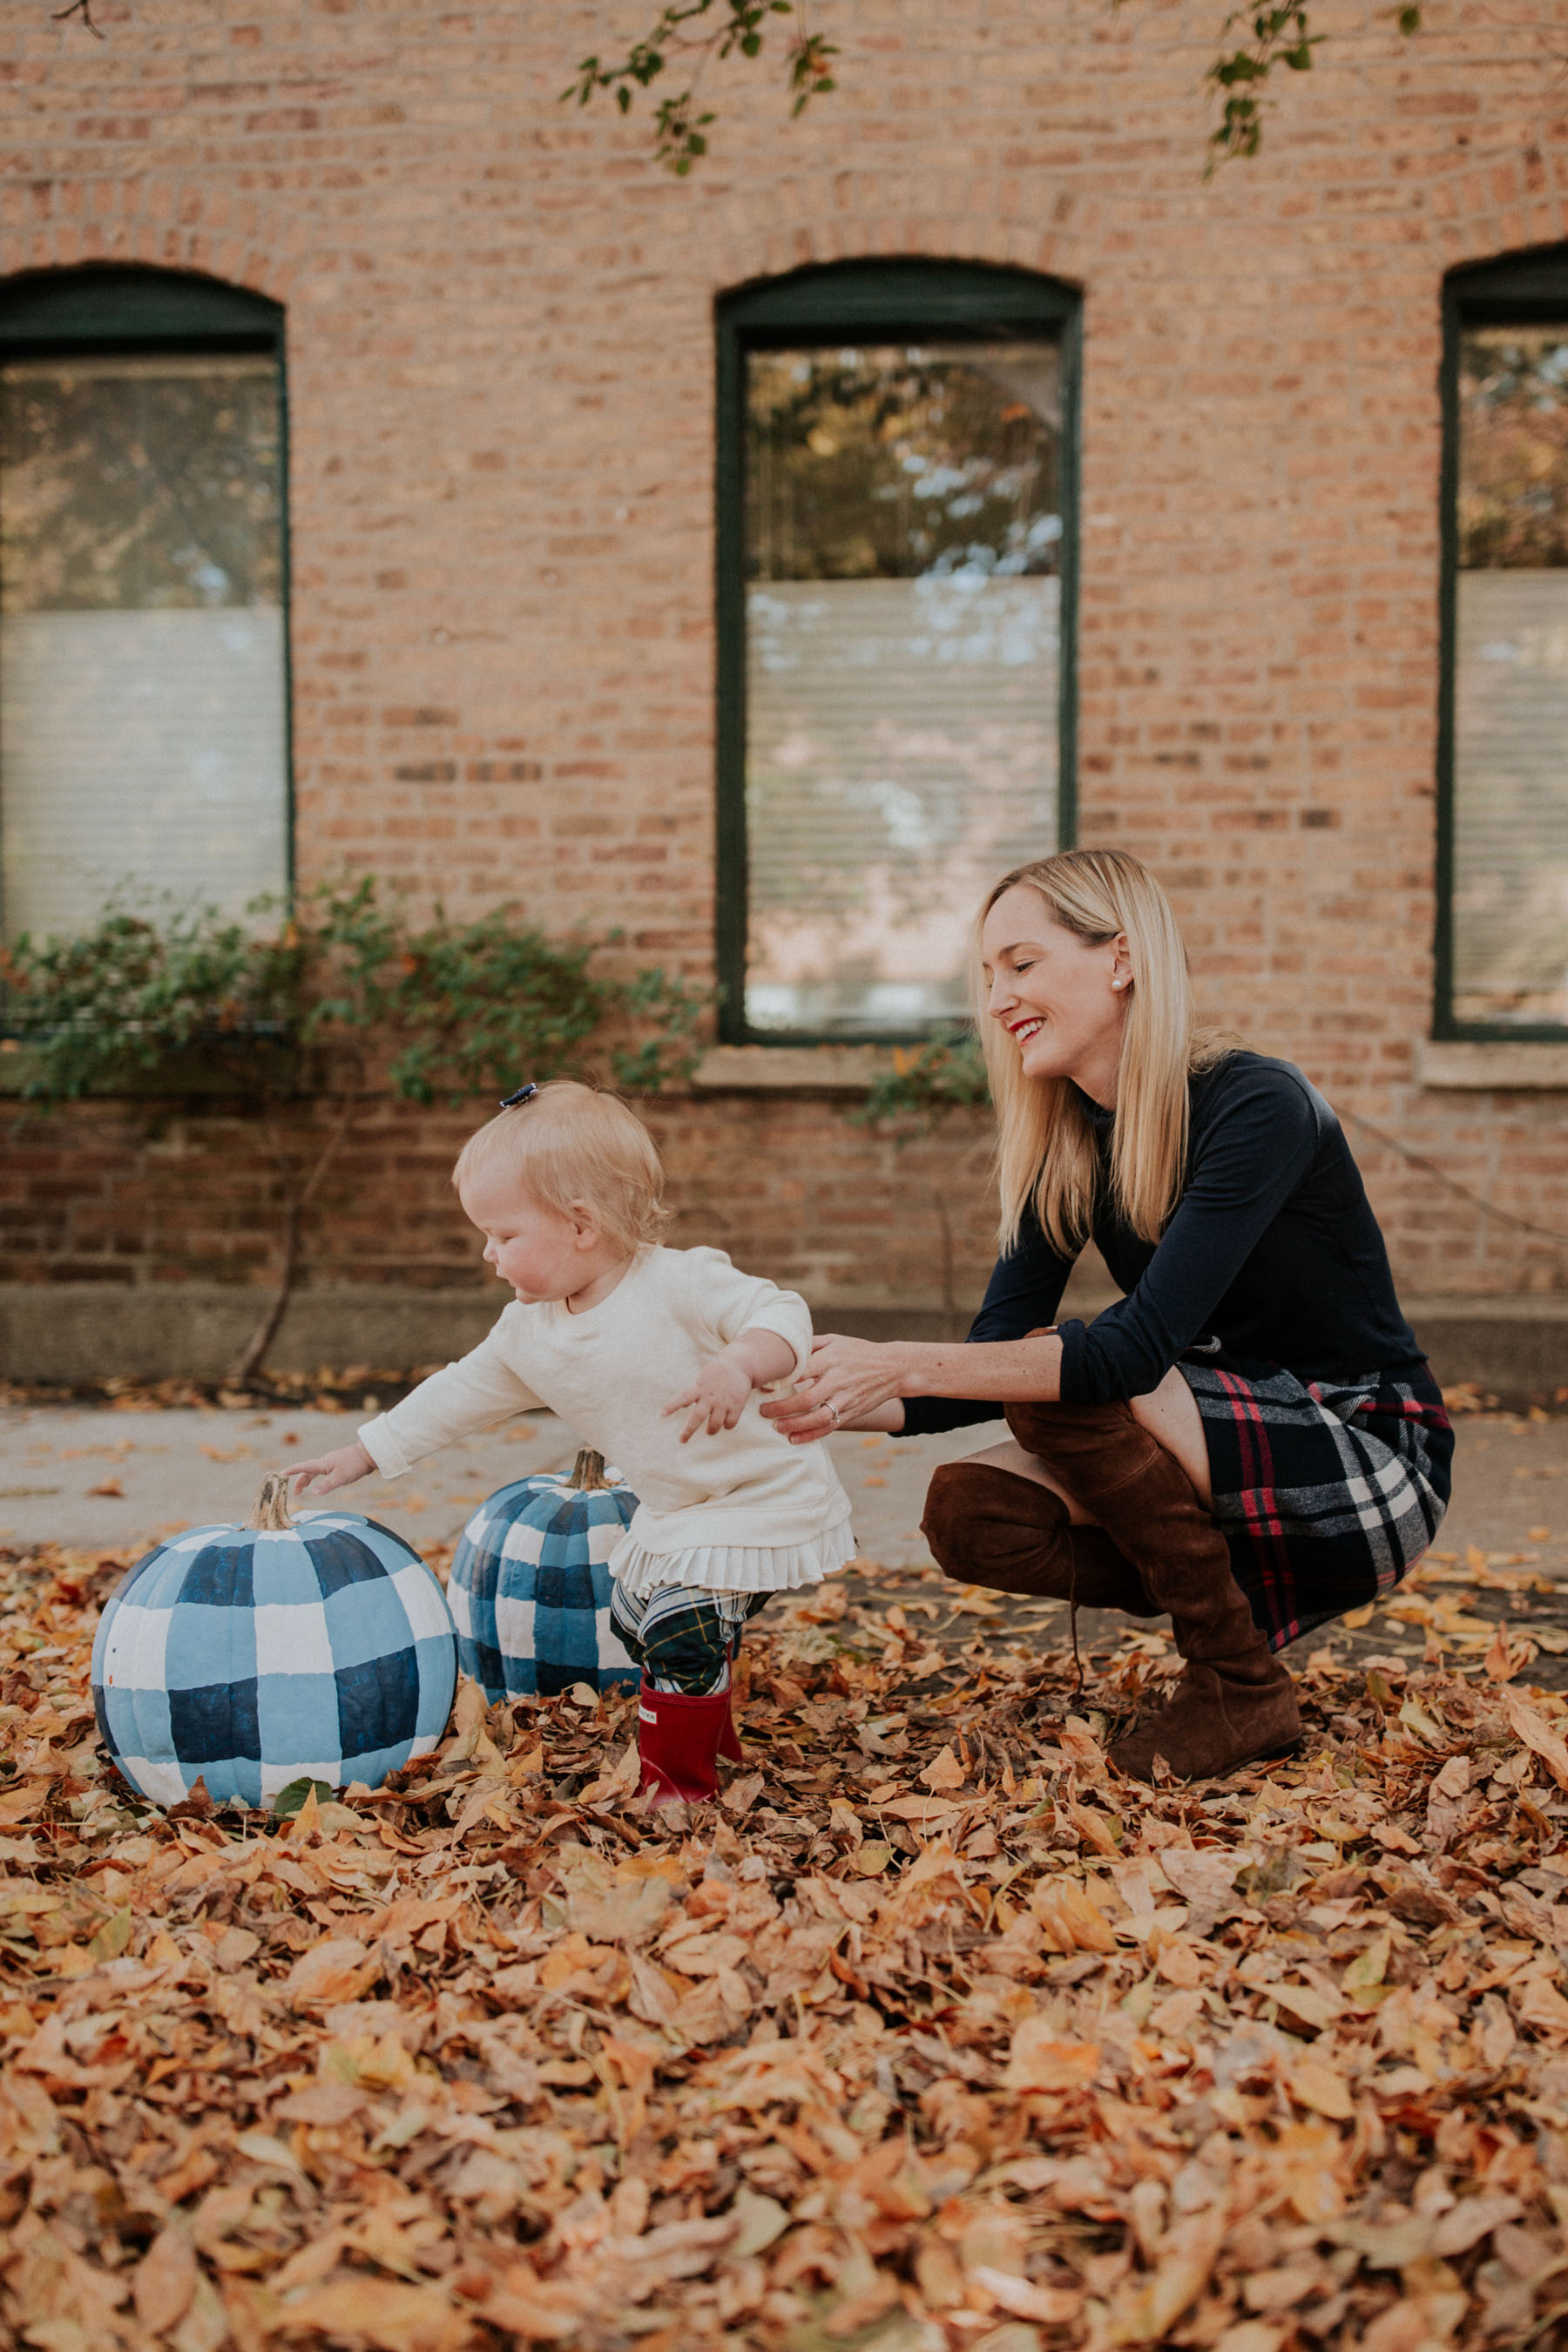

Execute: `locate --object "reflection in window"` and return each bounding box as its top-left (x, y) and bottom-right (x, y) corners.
top-left (1452, 327), bottom-right (1568, 1025)
top-left (742, 338), bottom-right (1062, 1035)
top-left (0, 349), bottom-right (287, 939)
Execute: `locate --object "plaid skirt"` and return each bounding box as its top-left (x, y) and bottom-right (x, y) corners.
top-left (1178, 1357), bottom-right (1453, 1653)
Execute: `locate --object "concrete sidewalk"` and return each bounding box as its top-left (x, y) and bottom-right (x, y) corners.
top-left (2, 1396), bottom-right (1565, 1583)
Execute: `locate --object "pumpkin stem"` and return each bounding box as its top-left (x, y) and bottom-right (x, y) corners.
top-left (247, 1473), bottom-right (296, 1531)
top-left (565, 1447), bottom-right (612, 1492)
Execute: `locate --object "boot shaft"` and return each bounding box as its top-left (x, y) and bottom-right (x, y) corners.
top-left (637, 1679), bottom-right (733, 1803)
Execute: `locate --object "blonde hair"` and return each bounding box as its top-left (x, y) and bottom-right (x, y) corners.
top-left (453, 1081), bottom-right (670, 1256)
top-left (977, 848), bottom-right (1233, 1256)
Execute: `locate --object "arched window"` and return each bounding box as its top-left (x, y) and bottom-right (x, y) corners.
top-left (717, 260), bottom-right (1079, 1042)
top-left (0, 267), bottom-right (288, 941)
top-left (1440, 246), bottom-right (1568, 1035)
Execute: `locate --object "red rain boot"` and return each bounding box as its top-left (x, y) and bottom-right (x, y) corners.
top-left (718, 1699), bottom-right (742, 1763)
top-left (637, 1680), bottom-right (732, 1803)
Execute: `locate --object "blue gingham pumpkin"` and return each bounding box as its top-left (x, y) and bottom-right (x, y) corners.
top-left (92, 1477), bottom-right (457, 1808)
top-left (448, 1448), bottom-right (640, 1701)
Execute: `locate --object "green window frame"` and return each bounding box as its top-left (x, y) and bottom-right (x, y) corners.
top-left (0, 264), bottom-right (293, 943)
top-left (716, 259), bottom-right (1081, 1045)
top-left (1436, 244), bottom-right (1568, 1039)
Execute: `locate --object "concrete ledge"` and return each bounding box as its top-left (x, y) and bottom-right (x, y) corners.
top-left (0, 1285), bottom-right (504, 1385)
top-left (1403, 1294), bottom-right (1568, 1404)
top-left (3, 1281), bottom-right (1567, 1404)
top-left (1419, 1039), bottom-right (1568, 1090)
top-left (0, 1281), bottom-right (995, 1385)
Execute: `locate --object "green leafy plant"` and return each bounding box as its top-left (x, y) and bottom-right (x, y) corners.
top-left (1, 880), bottom-right (706, 1384)
top-left (855, 1025), bottom-right (990, 1136)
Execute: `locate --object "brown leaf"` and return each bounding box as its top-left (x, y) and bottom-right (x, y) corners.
top-left (1003, 2016), bottom-right (1101, 2092)
top-left (920, 1744), bottom-right (965, 1792)
top-left (969, 2266), bottom-right (1083, 2322)
top-left (1506, 1690), bottom-right (1568, 1789)
top-left (1105, 2207), bottom-right (1227, 2342)
top-left (281, 2275), bottom-right (475, 2352)
top-left (284, 1935), bottom-right (382, 2008)
top-left (133, 2224), bottom-right (199, 2334)
top-left (1288, 2058), bottom-right (1354, 2120)
top-left (720, 1770), bottom-right (765, 1817)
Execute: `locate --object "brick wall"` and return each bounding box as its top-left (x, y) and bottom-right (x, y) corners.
top-left (3, 0), bottom-right (1567, 1330)
top-left (0, 1092), bottom-right (1003, 1323)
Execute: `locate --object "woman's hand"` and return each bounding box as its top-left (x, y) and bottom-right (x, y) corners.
top-left (759, 1335), bottom-right (910, 1444)
top-left (288, 1439), bottom-right (375, 1499)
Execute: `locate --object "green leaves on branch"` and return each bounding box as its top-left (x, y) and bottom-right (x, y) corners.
top-left (1204, 3), bottom-right (1321, 167)
top-left (855, 1026), bottom-right (990, 1135)
top-left (568, 0), bottom-right (1424, 177)
top-left (1203, 0), bottom-right (1416, 166)
top-left (0, 879), bottom-right (707, 1107)
top-left (563, 0), bottom-right (835, 175)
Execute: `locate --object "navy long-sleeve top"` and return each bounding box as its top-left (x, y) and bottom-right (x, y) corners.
top-left (900, 1051), bottom-right (1425, 1435)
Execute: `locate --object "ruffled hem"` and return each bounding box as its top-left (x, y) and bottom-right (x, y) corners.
top-left (609, 1515), bottom-right (856, 1598)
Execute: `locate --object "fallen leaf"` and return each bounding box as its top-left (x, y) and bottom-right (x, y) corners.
top-left (920, 1744), bottom-right (965, 1792)
top-left (970, 2266), bottom-right (1083, 2322)
top-left (280, 2275), bottom-right (473, 2352)
top-left (133, 2224), bottom-right (198, 2334)
top-left (285, 1936), bottom-right (382, 2008)
top-left (1003, 2016), bottom-right (1101, 2093)
top-left (1288, 2058), bottom-right (1354, 2119)
top-left (1506, 1689), bottom-right (1568, 1789)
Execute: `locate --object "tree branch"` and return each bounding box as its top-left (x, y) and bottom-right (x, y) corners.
top-left (227, 1078), bottom-right (364, 1389)
top-left (563, 0), bottom-right (835, 174)
top-left (52, 0), bottom-right (106, 36)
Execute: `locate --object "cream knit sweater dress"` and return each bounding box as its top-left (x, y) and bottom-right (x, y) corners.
top-left (358, 1245), bottom-right (855, 1598)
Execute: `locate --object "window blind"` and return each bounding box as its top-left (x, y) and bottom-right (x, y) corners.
top-left (740, 336), bottom-right (1062, 1036)
top-left (1452, 328), bottom-right (1568, 1026)
top-left (0, 351), bottom-right (287, 941)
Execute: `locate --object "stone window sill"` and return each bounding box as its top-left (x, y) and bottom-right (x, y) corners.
top-left (691, 1044), bottom-right (896, 1096)
top-left (1418, 1040), bottom-right (1568, 1091)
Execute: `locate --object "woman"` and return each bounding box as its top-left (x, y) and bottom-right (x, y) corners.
top-left (763, 849), bottom-right (1452, 1783)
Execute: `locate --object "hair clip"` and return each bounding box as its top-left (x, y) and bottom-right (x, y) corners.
top-left (499, 1082), bottom-right (538, 1109)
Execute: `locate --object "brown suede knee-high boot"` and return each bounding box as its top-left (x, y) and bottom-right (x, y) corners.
top-left (922, 1460), bottom-right (1156, 1612)
top-left (922, 1459), bottom-right (1157, 1684)
top-left (1004, 1390), bottom-right (1301, 1782)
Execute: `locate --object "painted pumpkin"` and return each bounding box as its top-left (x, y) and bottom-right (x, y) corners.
top-left (91, 1475), bottom-right (457, 1808)
top-left (448, 1447), bottom-right (639, 1701)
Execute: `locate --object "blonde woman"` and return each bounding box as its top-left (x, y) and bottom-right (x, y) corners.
top-left (763, 849), bottom-right (1452, 1782)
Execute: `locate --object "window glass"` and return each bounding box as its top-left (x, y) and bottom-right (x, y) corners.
top-left (0, 350), bottom-right (287, 939)
top-left (741, 337), bottom-right (1061, 1035)
top-left (1452, 327), bottom-right (1568, 1025)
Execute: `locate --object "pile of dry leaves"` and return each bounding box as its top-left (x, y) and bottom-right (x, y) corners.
top-left (4, 1539), bottom-right (1568, 2352)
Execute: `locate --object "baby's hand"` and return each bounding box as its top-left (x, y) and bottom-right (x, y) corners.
top-left (663, 1356), bottom-right (753, 1443)
top-left (287, 1439), bottom-right (375, 1499)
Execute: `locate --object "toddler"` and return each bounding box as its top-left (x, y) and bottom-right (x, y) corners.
top-left (288, 1081), bottom-right (855, 1801)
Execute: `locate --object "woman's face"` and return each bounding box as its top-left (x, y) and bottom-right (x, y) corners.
top-left (980, 883), bottom-right (1132, 1102)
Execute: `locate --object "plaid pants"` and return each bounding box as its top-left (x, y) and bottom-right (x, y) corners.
top-left (608, 1580), bottom-right (770, 1695)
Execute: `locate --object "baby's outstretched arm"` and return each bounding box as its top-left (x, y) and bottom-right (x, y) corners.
top-left (288, 1438), bottom-right (376, 1499)
top-left (664, 1328), bottom-right (798, 1443)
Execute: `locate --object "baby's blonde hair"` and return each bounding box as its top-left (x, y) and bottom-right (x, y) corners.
top-left (453, 1081), bottom-right (670, 1256)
